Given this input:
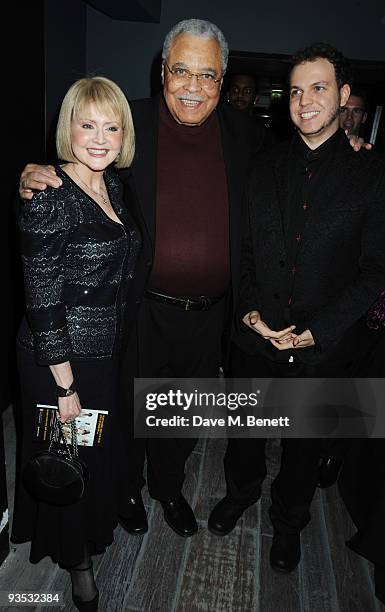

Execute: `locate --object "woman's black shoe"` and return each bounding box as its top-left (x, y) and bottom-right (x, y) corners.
top-left (72, 590), bottom-right (99, 612)
top-left (70, 565), bottom-right (99, 611)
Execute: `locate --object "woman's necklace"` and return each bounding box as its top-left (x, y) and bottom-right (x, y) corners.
top-left (71, 165), bottom-right (109, 207)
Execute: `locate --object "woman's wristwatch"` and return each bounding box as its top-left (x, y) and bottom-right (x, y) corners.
top-left (57, 380), bottom-right (76, 397)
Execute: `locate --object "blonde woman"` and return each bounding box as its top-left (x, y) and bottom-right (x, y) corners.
top-left (12, 77), bottom-right (143, 611)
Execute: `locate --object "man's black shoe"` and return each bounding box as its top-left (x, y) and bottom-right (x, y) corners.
top-left (270, 531), bottom-right (301, 573)
top-left (208, 496), bottom-right (252, 536)
top-left (119, 495), bottom-right (148, 535)
top-left (160, 495), bottom-right (198, 537)
top-left (317, 456), bottom-right (343, 488)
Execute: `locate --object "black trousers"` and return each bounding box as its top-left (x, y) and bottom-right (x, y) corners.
top-left (126, 295), bottom-right (226, 500)
top-left (226, 343), bottom-right (356, 533)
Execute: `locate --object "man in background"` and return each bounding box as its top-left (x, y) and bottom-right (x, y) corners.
top-left (227, 73), bottom-right (259, 112)
top-left (227, 72), bottom-right (275, 148)
top-left (339, 89), bottom-right (368, 136)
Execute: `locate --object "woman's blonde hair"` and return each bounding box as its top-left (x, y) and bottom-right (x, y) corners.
top-left (56, 76), bottom-right (135, 169)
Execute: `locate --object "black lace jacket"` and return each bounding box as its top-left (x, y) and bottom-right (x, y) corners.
top-left (18, 165), bottom-right (141, 365)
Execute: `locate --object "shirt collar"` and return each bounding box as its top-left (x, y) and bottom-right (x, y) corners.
top-left (294, 128), bottom-right (346, 164)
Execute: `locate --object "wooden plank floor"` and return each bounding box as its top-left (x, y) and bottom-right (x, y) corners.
top-left (1, 406), bottom-right (384, 612)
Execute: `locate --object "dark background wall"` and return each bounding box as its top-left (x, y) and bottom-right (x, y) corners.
top-left (3, 0), bottom-right (87, 415)
top-left (86, 0), bottom-right (385, 100)
top-left (2, 0), bottom-right (89, 565)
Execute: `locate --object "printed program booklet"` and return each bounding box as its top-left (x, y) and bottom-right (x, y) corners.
top-left (33, 404), bottom-right (109, 447)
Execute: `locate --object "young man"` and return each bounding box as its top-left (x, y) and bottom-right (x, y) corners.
top-left (209, 43), bottom-right (385, 573)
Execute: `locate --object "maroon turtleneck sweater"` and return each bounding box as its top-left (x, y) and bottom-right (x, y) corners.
top-left (148, 97), bottom-right (230, 298)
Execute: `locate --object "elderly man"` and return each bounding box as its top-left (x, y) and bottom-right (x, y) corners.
top-left (19, 19), bottom-right (263, 538)
top-left (208, 43), bottom-right (385, 572)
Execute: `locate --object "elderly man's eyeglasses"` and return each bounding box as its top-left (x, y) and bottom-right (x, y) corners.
top-left (164, 61), bottom-right (222, 91)
top-left (340, 107), bottom-right (365, 116)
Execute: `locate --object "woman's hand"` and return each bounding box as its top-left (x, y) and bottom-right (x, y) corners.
top-left (49, 361), bottom-right (81, 424)
top-left (57, 393), bottom-right (82, 424)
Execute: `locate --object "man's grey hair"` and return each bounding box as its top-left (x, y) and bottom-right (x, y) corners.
top-left (162, 18), bottom-right (229, 73)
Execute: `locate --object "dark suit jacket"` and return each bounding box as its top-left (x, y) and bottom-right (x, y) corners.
top-left (121, 94), bottom-right (263, 352)
top-left (234, 132), bottom-right (385, 365)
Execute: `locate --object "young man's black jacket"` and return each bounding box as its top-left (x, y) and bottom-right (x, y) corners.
top-left (234, 132), bottom-right (385, 366)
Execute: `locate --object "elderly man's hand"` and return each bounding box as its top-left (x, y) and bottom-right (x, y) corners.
top-left (19, 164), bottom-right (62, 200)
top-left (242, 310), bottom-right (296, 341)
top-left (347, 132), bottom-right (372, 152)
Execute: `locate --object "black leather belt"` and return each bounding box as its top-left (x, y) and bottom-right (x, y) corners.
top-left (145, 289), bottom-right (223, 311)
